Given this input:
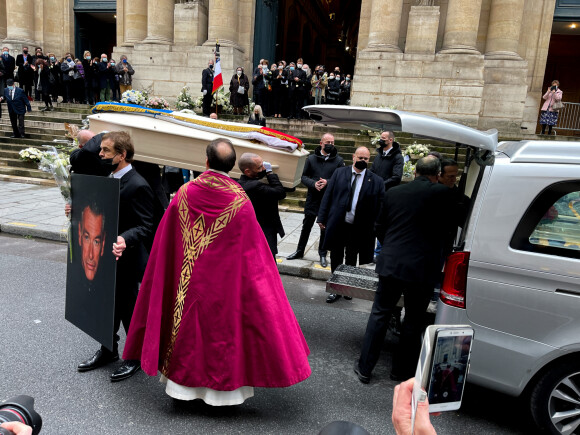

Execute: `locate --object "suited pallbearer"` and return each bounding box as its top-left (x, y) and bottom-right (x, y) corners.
top-left (2, 78), bottom-right (31, 138)
top-left (317, 146), bottom-right (385, 303)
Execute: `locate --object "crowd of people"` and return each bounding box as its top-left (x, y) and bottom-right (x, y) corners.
top-left (225, 58), bottom-right (352, 119)
top-left (0, 46), bottom-right (134, 111)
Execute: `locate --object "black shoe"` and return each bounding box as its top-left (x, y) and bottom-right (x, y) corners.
top-left (111, 360), bottom-right (141, 382)
top-left (354, 362), bottom-right (370, 384)
top-left (78, 348), bottom-right (119, 372)
top-left (326, 293), bottom-right (341, 303)
top-left (10, 135), bottom-right (21, 138)
top-left (320, 256), bottom-right (327, 268)
top-left (39, 107), bottom-right (47, 112)
top-left (389, 372), bottom-right (408, 382)
top-left (344, 296), bottom-right (353, 300)
top-left (287, 250), bottom-right (304, 260)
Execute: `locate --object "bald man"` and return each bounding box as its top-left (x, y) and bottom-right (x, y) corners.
top-left (77, 130), bottom-right (96, 148)
top-left (317, 146), bottom-right (385, 302)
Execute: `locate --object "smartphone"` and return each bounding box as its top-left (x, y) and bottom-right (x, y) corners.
top-left (412, 325), bottom-right (474, 420)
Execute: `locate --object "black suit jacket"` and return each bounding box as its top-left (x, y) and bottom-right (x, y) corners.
top-left (2, 54), bottom-right (15, 81)
top-left (318, 166), bottom-right (385, 264)
top-left (16, 54), bottom-right (33, 83)
top-left (201, 67), bottom-right (214, 93)
top-left (116, 168), bottom-right (155, 285)
top-left (238, 173), bottom-right (286, 237)
top-left (375, 176), bottom-right (455, 285)
top-left (4, 87), bottom-right (31, 114)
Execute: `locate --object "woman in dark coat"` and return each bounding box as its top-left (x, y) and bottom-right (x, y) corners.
top-left (33, 59), bottom-right (53, 111)
top-left (247, 104), bottom-right (266, 127)
top-left (229, 66), bottom-right (249, 115)
top-left (47, 53), bottom-right (61, 103)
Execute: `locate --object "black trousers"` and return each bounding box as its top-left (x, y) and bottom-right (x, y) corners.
top-left (102, 274), bottom-right (139, 355)
top-left (329, 221), bottom-right (363, 272)
top-left (202, 91), bottom-right (213, 116)
top-left (297, 213), bottom-right (326, 257)
top-left (358, 275), bottom-right (433, 378)
top-left (263, 226), bottom-right (279, 258)
top-left (9, 112), bottom-right (25, 137)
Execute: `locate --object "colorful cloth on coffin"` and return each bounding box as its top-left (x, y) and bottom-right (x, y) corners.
top-left (123, 171), bottom-right (311, 390)
top-left (91, 103), bottom-right (303, 152)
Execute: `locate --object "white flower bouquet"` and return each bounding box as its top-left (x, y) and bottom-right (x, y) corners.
top-left (176, 86), bottom-right (195, 111)
top-left (121, 89), bottom-right (148, 105)
top-left (19, 147), bottom-right (44, 163)
top-left (194, 88), bottom-right (234, 113)
top-left (402, 142), bottom-right (431, 158)
top-left (403, 160), bottom-right (415, 179)
top-left (38, 146), bottom-right (71, 203)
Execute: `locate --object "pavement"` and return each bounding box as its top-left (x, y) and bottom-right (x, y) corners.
top-left (0, 179), bottom-right (371, 281)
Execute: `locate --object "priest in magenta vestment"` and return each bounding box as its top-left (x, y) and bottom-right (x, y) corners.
top-left (123, 139), bottom-right (311, 405)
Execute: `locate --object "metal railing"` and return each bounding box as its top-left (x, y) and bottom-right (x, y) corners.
top-left (554, 102), bottom-right (580, 134)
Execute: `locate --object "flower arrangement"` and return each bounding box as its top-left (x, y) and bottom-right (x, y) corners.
top-left (402, 142), bottom-right (431, 158)
top-left (403, 160), bottom-right (415, 179)
top-left (19, 147), bottom-right (44, 163)
top-left (38, 146), bottom-right (71, 203)
top-left (194, 88), bottom-right (234, 113)
top-left (176, 86), bottom-right (195, 111)
top-left (145, 96), bottom-right (170, 110)
top-left (121, 89), bottom-right (148, 105)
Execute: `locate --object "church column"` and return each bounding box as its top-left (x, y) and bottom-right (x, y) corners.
top-left (440, 0), bottom-right (483, 54)
top-left (142, 0), bottom-right (174, 44)
top-left (206, 0), bottom-right (239, 46)
top-left (124, 0), bottom-right (147, 45)
top-left (0, 0), bottom-right (7, 42)
top-left (366, 0), bottom-right (403, 52)
top-left (3, 0), bottom-right (35, 45)
top-left (484, 0), bottom-right (525, 59)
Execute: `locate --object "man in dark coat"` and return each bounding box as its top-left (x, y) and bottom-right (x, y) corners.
top-left (287, 133), bottom-right (344, 267)
top-left (75, 131), bottom-right (154, 382)
top-left (370, 130), bottom-right (404, 260)
top-left (2, 47), bottom-right (16, 83)
top-left (287, 61), bottom-right (307, 119)
top-left (355, 156), bottom-right (455, 384)
top-left (15, 46), bottom-right (34, 98)
top-left (2, 78), bottom-right (32, 138)
top-left (201, 59), bottom-right (214, 116)
top-left (317, 146), bottom-right (385, 303)
top-left (238, 153), bottom-right (286, 258)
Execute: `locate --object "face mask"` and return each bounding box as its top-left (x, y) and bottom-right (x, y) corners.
top-left (110, 62), bottom-right (115, 66)
top-left (302, 67), bottom-right (308, 72)
top-left (272, 65), bottom-right (277, 70)
top-left (2, 52), bottom-right (8, 56)
top-left (377, 139), bottom-right (386, 149)
top-left (7, 86), bottom-right (13, 91)
top-left (86, 56), bottom-right (91, 60)
top-left (23, 50), bottom-right (28, 54)
top-left (329, 76), bottom-right (334, 80)
top-left (102, 58), bottom-right (107, 62)
top-left (354, 160), bottom-right (368, 170)
top-left (346, 77), bottom-right (350, 81)
top-left (256, 170), bottom-right (267, 179)
top-left (67, 57), bottom-right (72, 62)
top-left (290, 66), bottom-right (295, 71)
top-left (297, 63), bottom-right (302, 68)
top-left (50, 57), bottom-right (55, 61)
top-left (100, 157), bottom-right (119, 174)
top-left (323, 144), bottom-right (334, 154)
top-left (209, 64), bottom-right (213, 69)
top-left (123, 59), bottom-right (127, 63)
top-left (237, 71), bottom-right (242, 76)
top-left (335, 76), bottom-right (340, 80)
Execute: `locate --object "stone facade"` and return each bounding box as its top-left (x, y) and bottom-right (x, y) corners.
top-left (0, 0), bottom-right (557, 136)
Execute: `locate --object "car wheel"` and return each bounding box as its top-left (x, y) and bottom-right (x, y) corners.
top-left (530, 362), bottom-right (580, 435)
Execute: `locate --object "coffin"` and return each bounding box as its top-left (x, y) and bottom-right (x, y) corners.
top-left (88, 103), bottom-right (310, 187)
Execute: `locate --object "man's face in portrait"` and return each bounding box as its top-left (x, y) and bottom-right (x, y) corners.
top-left (78, 206), bottom-right (106, 282)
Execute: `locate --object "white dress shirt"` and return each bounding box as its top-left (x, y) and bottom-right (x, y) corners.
top-left (345, 168), bottom-right (365, 224)
top-left (112, 163), bottom-right (133, 179)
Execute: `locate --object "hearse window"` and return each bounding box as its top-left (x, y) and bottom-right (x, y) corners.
top-left (510, 181), bottom-right (580, 259)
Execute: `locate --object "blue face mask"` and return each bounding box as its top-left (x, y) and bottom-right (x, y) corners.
top-left (8, 86), bottom-right (14, 90)
top-left (290, 66), bottom-right (295, 71)
top-left (50, 56), bottom-right (55, 61)
top-left (2, 52), bottom-right (8, 57)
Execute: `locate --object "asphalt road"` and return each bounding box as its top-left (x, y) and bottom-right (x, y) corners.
top-left (0, 234), bottom-right (539, 434)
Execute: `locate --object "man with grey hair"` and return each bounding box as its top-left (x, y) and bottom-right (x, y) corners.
top-left (355, 155), bottom-right (455, 384)
top-left (238, 152), bottom-right (286, 257)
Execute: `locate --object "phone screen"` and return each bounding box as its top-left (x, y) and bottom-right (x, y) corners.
top-left (427, 331), bottom-right (472, 408)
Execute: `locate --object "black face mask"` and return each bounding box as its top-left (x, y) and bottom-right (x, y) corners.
top-left (209, 65), bottom-right (213, 70)
top-left (100, 157), bottom-right (119, 174)
top-left (323, 144), bottom-right (334, 154)
top-left (23, 50), bottom-right (28, 54)
top-left (256, 170), bottom-right (267, 179)
top-left (377, 139), bottom-right (386, 149)
top-left (354, 160), bottom-right (368, 170)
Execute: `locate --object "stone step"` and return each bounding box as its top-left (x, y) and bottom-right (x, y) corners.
top-left (0, 174), bottom-right (56, 186)
top-left (0, 165), bottom-right (54, 179)
top-left (0, 118), bottom-right (81, 130)
top-left (0, 125), bottom-right (69, 137)
top-left (0, 157), bottom-right (40, 169)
